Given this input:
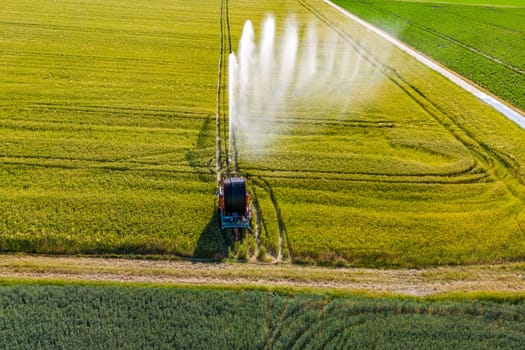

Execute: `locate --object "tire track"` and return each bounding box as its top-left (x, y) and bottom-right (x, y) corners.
top-left (249, 173), bottom-right (491, 185)
top-left (2, 51), bottom-right (174, 65)
top-left (249, 186), bottom-right (264, 257)
top-left (245, 162), bottom-right (481, 177)
top-left (244, 161), bottom-right (489, 183)
top-left (0, 103), bottom-right (209, 121)
top-left (250, 176), bottom-right (291, 261)
top-left (248, 175), bottom-right (490, 185)
top-left (0, 20), bottom-right (204, 40)
top-left (232, 116), bottom-right (395, 128)
top-left (0, 158), bottom-right (213, 176)
top-left (300, 0), bottom-right (525, 197)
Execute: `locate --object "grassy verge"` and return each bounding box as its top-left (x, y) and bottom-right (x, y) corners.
top-left (1, 254), bottom-right (524, 297)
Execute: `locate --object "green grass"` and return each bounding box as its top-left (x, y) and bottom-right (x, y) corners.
top-left (395, 0), bottom-right (525, 6)
top-left (333, 0), bottom-right (525, 110)
top-left (0, 283), bottom-right (524, 349)
top-left (1, 0), bottom-right (525, 267)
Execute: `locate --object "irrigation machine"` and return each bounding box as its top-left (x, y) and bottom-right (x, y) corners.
top-left (217, 176), bottom-right (251, 241)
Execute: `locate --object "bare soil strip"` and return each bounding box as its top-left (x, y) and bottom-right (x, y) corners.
top-left (1, 255), bottom-right (524, 296)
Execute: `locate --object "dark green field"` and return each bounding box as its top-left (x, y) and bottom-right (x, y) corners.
top-left (1, 283), bottom-right (524, 349)
top-left (333, 0), bottom-right (525, 111)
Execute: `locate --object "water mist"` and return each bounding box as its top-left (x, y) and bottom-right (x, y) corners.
top-left (228, 14), bottom-right (375, 158)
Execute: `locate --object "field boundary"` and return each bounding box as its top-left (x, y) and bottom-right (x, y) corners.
top-left (1, 255), bottom-right (524, 297)
top-left (323, 0), bottom-right (525, 129)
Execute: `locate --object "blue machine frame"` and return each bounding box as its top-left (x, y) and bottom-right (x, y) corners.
top-left (218, 177), bottom-right (251, 230)
top-left (219, 209), bottom-right (251, 230)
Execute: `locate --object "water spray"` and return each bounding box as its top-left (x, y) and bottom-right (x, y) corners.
top-left (216, 0), bottom-right (250, 242)
top-left (218, 13), bottom-right (377, 240)
top-left (228, 14), bottom-right (365, 154)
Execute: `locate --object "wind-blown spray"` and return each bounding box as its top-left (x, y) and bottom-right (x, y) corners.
top-left (228, 14), bottom-right (378, 158)
top-left (228, 53), bottom-right (238, 167)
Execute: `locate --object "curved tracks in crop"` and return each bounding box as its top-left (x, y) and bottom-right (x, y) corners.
top-left (211, 0), bottom-right (525, 264)
top-left (250, 176), bottom-right (291, 261)
top-left (237, 0), bottom-right (525, 265)
top-left (298, 0), bottom-right (523, 191)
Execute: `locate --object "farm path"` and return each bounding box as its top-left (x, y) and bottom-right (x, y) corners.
top-left (1, 255), bottom-right (524, 297)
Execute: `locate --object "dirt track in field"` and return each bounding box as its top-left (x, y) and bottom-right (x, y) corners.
top-left (1, 255), bottom-right (524, 296)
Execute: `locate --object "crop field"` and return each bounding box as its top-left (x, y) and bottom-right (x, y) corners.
top-left (332, 0), bottom-right (525, 111)
top-left (0, 0), bottom-right (223, 256)
top-left (233, 1), bottom-right (525, 266)
top-left (1, 283), bottom-right (524, 349)
top-left (1, 0), bottom-right (525, 267)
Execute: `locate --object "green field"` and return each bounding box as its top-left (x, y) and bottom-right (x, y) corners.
top-left (1, 283), bottom-right (524, 349)
top-left (2, 1), bottom-right (525, 346)
top-left (234, 1), bottom-right (525, 266)
top-left (1, 0), bottom-right (525, 267)
top-left (333, 0), bottom-right (525, 111)
top-left (395, 0), bottom-right (525, 5)
top-left (0, 0), bottom-right (222, 256)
